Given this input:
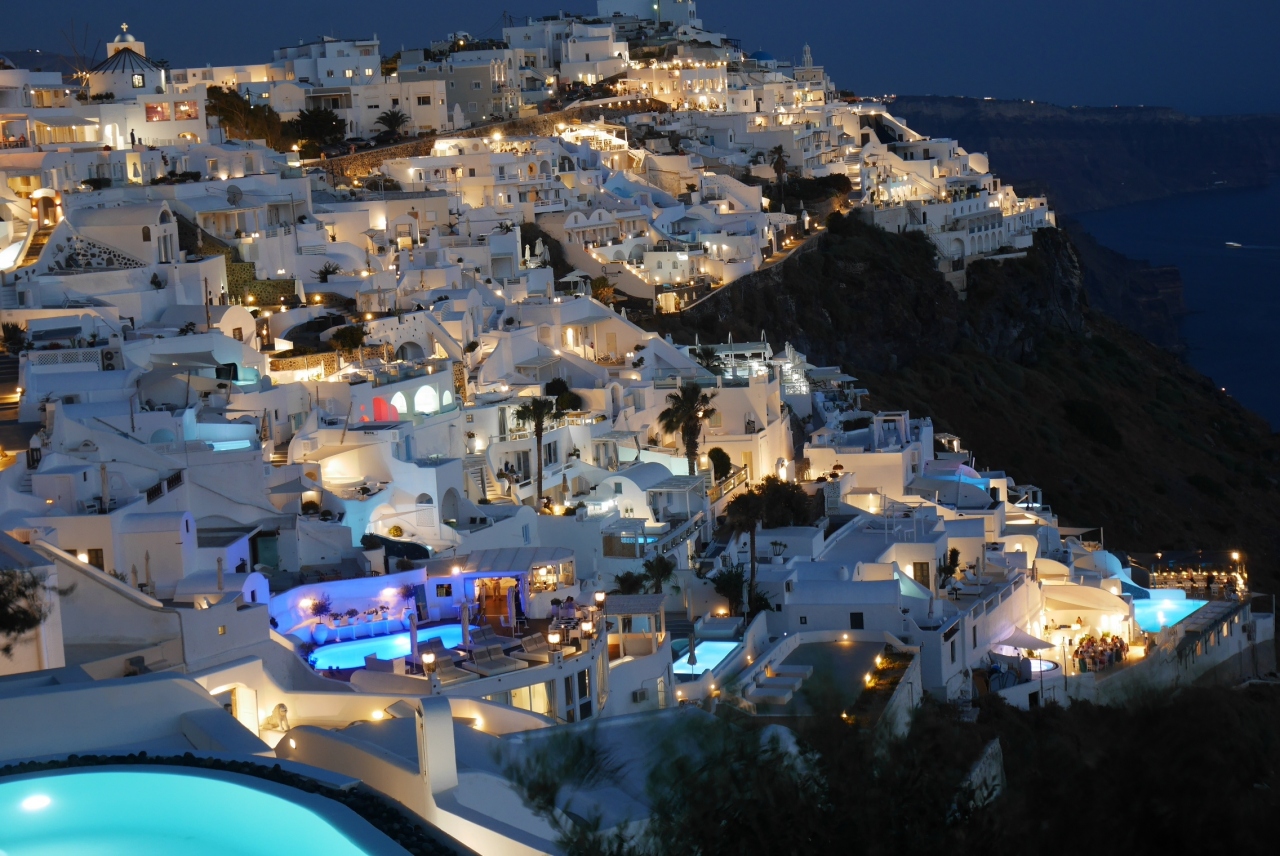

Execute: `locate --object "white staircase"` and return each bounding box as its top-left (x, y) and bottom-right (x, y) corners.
top-left (464, 453), bottom-right (503, 502)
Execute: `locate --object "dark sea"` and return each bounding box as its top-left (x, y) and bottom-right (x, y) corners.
top-left (1075, 183), bottom-right (1280, 429)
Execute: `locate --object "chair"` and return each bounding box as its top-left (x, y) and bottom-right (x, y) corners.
top-left (461, 643), bottom-right (529, 677)
top-left (513, 632), bottom-right (553, 664)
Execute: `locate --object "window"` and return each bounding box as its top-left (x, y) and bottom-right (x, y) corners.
top-left (232, 327), bottom-right (243, 342)
top-left (849, 612), bottom-right (864, 630)
top-left (799, 616), bottom-right (808, 625)
top-left (950, 639), bottom-right (957, 663)
top-left (326, 69), bottom-right (334, 78)
top-left (131, 73), bottom-right (145, 89)
top-left (344, 69), bottom-right (355, 78)
top-left (472, 81), bottom-right (482, 90)
top-left (141, 226), bottom-right (152, 242)
top-left (391, 97), bottom-right (399, 107)
top-left (707, 411), bottom-right (722, 428)
top-left (972, 626), bottom-right (978, 648)
top-left (86, 549), bottom-right (104, 570)
top-left (468, 167), bottom-right (476, 177)
top-left (468, 102), bottom-right (477, 112)
top-left (435, 583), bottom-right (453, 597)
top-left (364, 68), bottom-right (374, 77)
top-left (417, 95), bottom-right (432, 105)
top-left (174, 101), bottom-right (199, 121)
top-left (613, 482), bottom-right (623, 495)
top-left (542, 441), bottom-right (559, 466)
top-left (144, 102), bottom-right (172, 122)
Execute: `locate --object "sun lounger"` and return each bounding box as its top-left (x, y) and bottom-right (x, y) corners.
top-left (743, 684), bottom-right (793, 706)
top-left (512, 632), bottom-right (553, 664)
top-left (460, 643), bottom-right (529, 677)
top-left (766, 664), bottom-right (813, 681)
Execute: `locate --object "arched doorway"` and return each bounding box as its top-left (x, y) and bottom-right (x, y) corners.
top-left (441, 488), bottom-right (461, 526)
top-left (396, 341), bottom-right (425, 361)
top-left (372, 396), bottom-right (398, 421)
top-left (413, 385), bottom-right (439, 414)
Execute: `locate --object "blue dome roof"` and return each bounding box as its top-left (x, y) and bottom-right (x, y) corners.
top-left (749, 51), bottom-right (774, 62)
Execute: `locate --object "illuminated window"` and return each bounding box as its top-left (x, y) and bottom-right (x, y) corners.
top-left (131, 73), bottom-right (145, 88)
top-left (174, 101), bottom-right (199, 121)
top-left (144, 102), bottom-right (172, 122)
top-left (344, 69), bottom-right (354, 78)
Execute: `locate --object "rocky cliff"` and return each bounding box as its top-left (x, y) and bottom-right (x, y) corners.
top-left (651, 216), bottom-right (1280, 585)
top-left (887, 96), bottom-right (1280, 214)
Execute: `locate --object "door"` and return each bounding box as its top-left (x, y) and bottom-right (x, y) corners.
top-left (741, 451), bottom-right (753, 481)
top-left (605, 332), bottom-right (617, 357)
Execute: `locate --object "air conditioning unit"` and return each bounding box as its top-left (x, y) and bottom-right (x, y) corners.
top-left (101, 349), bottom-right (119, 371)
top-left (631, 688), bottom-right (649, 703)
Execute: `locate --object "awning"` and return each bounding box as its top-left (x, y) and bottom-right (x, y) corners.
top-left (1042, 583), bottom-right (1128, 614)
top-left (992, 627), bottom-right (1054, 650)
top-left (559, 269), bottom-right (591, 281)
top-left (148, 351), bottom-right (223, 369)
top-left (34, 116), bottom-right (99, 128)
top-left (268, 476), bottom-right (316, 495)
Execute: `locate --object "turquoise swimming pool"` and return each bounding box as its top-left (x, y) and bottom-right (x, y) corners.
top-left (1133, 598), bottom-right (1208, 632)
top-left (309, 624), bottom-right (470, 670)
top-left (0, 767), bottom-right (401, 855)
top-left (673, 640), bottom-right (739, 676)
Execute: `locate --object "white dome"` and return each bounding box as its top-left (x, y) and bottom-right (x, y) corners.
top-left (112, 24), bottom-right (137, 43)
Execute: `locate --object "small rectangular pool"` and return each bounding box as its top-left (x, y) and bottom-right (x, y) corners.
top-left (309, 624), bottom-right (470, 671)
top-left (1133, 598), bottom-right (1208, 633)
top-left (673, 640), bottom-right (739, 676)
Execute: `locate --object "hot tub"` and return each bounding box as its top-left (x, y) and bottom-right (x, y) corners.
top-left (0, 766), bottom-right (406, 855)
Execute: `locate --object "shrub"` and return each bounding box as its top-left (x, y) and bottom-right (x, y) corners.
top-left (359, 533), bottom-right (381, 550)
top-left (397, 584), bottom-right (416, 601)
top-left (309, 593), bottom-right (332, 617)
top-left (395, 557), bottom-right (415, 570)
top-left (301, 500), bottom-right (320, 514)
top-left (464, 340), bottom-right (480, 353)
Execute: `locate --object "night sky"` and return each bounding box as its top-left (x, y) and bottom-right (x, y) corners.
top-left (5, 0), bottom-right (1278, 115)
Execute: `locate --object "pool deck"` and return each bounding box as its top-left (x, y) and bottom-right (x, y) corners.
top-left (752, 641), bottom-right (881, 717)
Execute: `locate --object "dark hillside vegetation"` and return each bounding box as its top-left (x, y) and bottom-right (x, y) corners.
top-left (653, 215), bottom-right (1280, 587)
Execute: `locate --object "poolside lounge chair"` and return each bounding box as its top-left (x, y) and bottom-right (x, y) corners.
top-left (513, 632), bottom-right (553, 664)
top-left (460, 643), bottom-right (529, 677)
top-left (766, 664), bottom-right (813, 681)
top-left (419, 637), bottom-right (479, 685)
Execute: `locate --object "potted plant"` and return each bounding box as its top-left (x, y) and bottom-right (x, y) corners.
top-left (387, 524), bottom-right (404, 538)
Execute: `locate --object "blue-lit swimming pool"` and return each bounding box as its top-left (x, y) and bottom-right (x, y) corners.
top-left (0, 767), bottom-right (402, 855)
top-left (1133, 598), bottom-right (1208, 632)
top-left (309, 624), bottom-right (471, 670)
top-left (673, 640), bottom-right (740, 676)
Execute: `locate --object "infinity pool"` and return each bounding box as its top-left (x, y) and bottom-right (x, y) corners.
top-left (673, 640), bottom-right (740, 676)
top-left (1133, 598), bottom-right (1208, 632)
top-left (0, 767), bottom-right (401, 855)
top-left (310, 624), bottom-right (470, 670)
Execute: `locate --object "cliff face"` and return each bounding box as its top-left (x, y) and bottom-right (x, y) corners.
top-left (887, 96), bottom-right (1280, 214)
top-left (652, 218), bottom-right (1280, 585)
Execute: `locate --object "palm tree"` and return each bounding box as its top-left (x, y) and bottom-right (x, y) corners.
top-left (375, 108), bottom-right (410, 137)
top-left (643, 553), bottom-right (677, 594)
top-left (513, 397), bottom-right (563, 511)
top-left (726, 487), bottom-right (766, 614)
top-left (692, 345), bottom-right (722, 374)
top-left (769, 144), bottom-right (788, 198)
top-left (609, 571), bottom-right (648, 595)
top-left (658, 381), bottom-right (716, 478)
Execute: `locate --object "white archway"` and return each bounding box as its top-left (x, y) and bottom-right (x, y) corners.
top-left (413, 385), bottom-right (439, 414)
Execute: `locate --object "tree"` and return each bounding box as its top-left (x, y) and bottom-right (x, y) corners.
top-left (609, 570), bottom-right (649, 595)
top-left (658, 381), bottom-right (716, 478)
top-left (0, 569), bottom-right (67, 657)
top-left (514, 397), bottom-right (563, 511)
top-left (205, 86), bottom-right (289, 149)
top-left (770, 144), bottom-right (789, 197)
top-left (545, 378), bottom-right (583, 412)
top-left (692, 344), bottom-right (722, 374)
top-left (725, 490), bottom-right (765, 613)
top-left (707, 447), bottom-right (731, 482)
top-left (287, 108), bottom-right (345, 147)
top-left (375, 108), bottom-right (411, 137)
top-left (642, 553), bottom-right (677, 594)
top-left (758, 475), bottom-right (817, 528)
top-left (590, 275), bottom-right (616, 305)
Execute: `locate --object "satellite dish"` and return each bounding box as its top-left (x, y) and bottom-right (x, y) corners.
top-left (225, 184), bottom-right (243, 206)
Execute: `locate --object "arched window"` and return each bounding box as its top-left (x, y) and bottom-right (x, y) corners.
top-left (141, 226), bottom-right (152, 242)
top-left (390, 391), bottom-right (407, 414)
top-left (158, 210), bottom-right (172, 224)
top-left (441, 390), bottom-right (454, 409)
top-left (413, 385), bottom-right (439, 414)
top-left (415, 493), bottom-right (434, 505)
